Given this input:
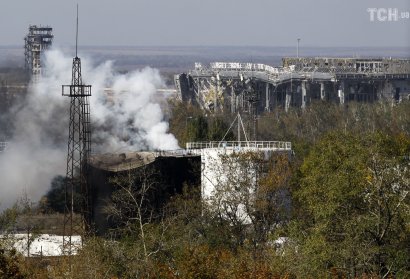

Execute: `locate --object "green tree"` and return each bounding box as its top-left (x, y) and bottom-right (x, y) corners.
top-left (0, 207), bottom-right (26, 279)
top-left (186, 115), bottom-right (208, 142)
top-left (43, 175), bottom-right (67, 213)
top-left (287, 132), bottom-right (410, 278)
top-left (168, 101), bottom-right (205, 147)
top-left (205, 151), bottom-right (292, 250)
top-left (0, 248), bottom-right (26, 279)
top-left (207, 116), bottom-right (234, 141)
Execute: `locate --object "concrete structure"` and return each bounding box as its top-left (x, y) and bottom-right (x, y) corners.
top-left (186, 141), bottom-right (292, 223)
top-left (88, 151), bottom-right (200, 235)
top-left (187, 141), bottom-right (291, 197)
top-left (175, 58), bottom-right (410, 113)
top-left (24, 25), bottom-right (53, 82)
top-left (87, 139), bottom-right (292, 232)
top-left (1, 234), bottom-right (82, 257)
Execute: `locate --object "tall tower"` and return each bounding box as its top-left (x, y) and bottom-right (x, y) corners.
top-left (24, 25), bottom-right (53, 82)
top-left (62, 7), bottom-right (92, 255)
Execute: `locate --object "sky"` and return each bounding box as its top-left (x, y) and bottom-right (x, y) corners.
top-left (0, 0), bottom-right (409, 48)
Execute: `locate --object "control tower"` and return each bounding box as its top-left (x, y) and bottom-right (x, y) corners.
top-left (24, 25), bottom-right (53, 82)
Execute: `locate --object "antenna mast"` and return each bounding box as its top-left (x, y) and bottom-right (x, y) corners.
top-left (76, 4), bottom-right (78, 58)
top-left (62, 4), bottom-right (92, 255)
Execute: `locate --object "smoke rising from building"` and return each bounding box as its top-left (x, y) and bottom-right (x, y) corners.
top-left (0, 48), bottom-right (179, 210)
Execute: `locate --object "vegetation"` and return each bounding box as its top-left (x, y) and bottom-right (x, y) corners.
top-left (168, 100), bottom-right (235, 147)
top-left (285, 132), bottom-right (410, 278)
top-left (1, 100), bottom-right (410, 278)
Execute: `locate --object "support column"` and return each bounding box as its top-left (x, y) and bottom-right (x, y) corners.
top-left (196, 78), bottom-right (200, 96)
top-left (320, 82), bottom-right (326, 100)
top-left (272, 85), bottom-right (277, 111)
top-left (265, 82), bottom-right (270, 112)
top-left (285, 85), bottom-right (291, 112)
top-left (350, 83), bottom-right (357, 102)
top-left (196, 78), bottom-right (202, 109)
top-left (338, 81), bottom-right (345, 105)
top-left (301, 80), bottom-right (307, 109)
top-left (215, 74), bottom-right (219, 112)
top-left (231, 85), bottom-right (236, 113)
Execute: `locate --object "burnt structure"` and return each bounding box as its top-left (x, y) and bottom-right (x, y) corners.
top-left (88, 151), bottom-right (200, 236)
top-left (175, 57), bottom-right (410, 113)
top-left (24, 25), bottom-right (53, 81)
top-left (86, 140), bottom-right (292, 232)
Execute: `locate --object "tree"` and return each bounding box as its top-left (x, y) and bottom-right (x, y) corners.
top-left (0, 193), bottom-right (42, 258)
top-left (168, 101), bottom-right (205, 147)
top-left (0, 248), bottom-right (26, 279)
top-left (287, 132), bottom-right (410, 278)
top-left (0, 205), bottom-right (19, 233)
top-left (360, 133), bottom-right (410, 277)
top-left (42, 175), bottom-right (67, 213)
top-left (17, 193), bottom-right (41, 258)
top-left (253, 153), bottom-right (292, 245)
top-left (154, 186), bottom-right (288, 279)
top-left (0, 206), bottom-right (26, 279)
top-left (206, 151), bottom-right (292, 250)
top-left (104, 165), bottom-right (171, 278)
top-left (207, 116), bottom-right (235, 141)
top-left (186, 115), bottom-right (208, 142)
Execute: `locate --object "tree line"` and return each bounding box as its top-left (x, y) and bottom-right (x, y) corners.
top-left (1, 100), bottom-right (409, 278)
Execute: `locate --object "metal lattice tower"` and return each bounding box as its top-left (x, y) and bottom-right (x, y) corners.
top-left (62, 6), bottom-right (92, 255)
top-left (24, 25), bottom-right (53, 82)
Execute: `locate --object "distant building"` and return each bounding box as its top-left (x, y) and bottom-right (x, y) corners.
top-left (24, 25), bottom-right (53, 82)
top-left (175, 58), bottom-right (410, 113)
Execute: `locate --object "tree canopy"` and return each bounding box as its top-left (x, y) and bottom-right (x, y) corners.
top-left (287, 132), bottom-right (410, 278)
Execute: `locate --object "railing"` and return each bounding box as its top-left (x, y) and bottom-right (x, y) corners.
top-left (195, 61), bottom-right (410, 76)
top-left (186, 141), bottom-right (292, 151)
top-left (194, 62), bottom-right (295, 75)
top-left (210, 62), bottom-right (295, 75)
top-left (154, 149), bottom-right (194, 157)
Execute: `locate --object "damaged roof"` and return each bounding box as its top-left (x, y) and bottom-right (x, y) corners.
top-left (88, 151), bottom-right (156, 172)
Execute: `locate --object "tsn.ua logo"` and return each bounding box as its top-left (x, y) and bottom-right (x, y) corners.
top-left (367, 8), bottom-right (409, 22)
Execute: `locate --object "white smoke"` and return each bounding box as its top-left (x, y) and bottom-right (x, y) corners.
top-left (0, 49), bottom-right (179, 210)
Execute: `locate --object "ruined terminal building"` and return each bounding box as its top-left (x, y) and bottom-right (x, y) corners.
top-left (175, 57), bottom-right (410, 113)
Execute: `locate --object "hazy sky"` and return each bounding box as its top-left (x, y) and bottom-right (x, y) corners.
top-left (0, 0), bottom-right (409, 48)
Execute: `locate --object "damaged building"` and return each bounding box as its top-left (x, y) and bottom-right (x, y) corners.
top-left (174, 57), bottom-right (410, 113)
top-left (88, 139), bottom-right (292, 235)
top-left (87, 151), bottom-right (200, 235)
top-left (24, 25), bottom-right (53, 81)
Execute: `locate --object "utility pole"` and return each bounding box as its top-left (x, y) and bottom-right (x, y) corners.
top-left (297, 38), bottom-right (301, 58)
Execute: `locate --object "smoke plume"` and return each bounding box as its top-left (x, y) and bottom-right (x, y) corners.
top-left (0, 49), bottom-right (179, 210)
